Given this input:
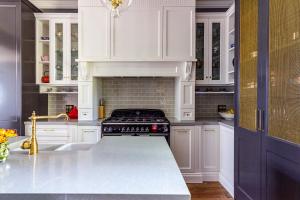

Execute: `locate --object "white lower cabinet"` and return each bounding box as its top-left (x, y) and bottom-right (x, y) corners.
top-left (219, 125), bottom-right (234, 197)
top-left (202, 125), bottom-right (220, 180)
top-left (77, 126), bottom-right (101, 143)
top-left (170, 126), bottom-right (196, 173)
top-left (170, 126), bottom-right (202, 183)
top-left (25, 124), bottom-right (101, 144)
top-left (171, 125), bottom-right (220, 183)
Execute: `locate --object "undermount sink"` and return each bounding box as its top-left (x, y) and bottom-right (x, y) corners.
top-left (55, 143), bottom-right (94, 151)
top-left (10, 144), bottom-right (63, 153)
top-left (9, 142), bottom-right (94, 153)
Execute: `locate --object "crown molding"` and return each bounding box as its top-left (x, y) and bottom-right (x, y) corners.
top-left (196, 0), bottom-right (233, 8)
top-left (30, 0), bottom-right (232, 10)
top-left (29, 0), bottom-right (78, 9)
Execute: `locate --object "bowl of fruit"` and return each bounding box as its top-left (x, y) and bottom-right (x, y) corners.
top-left (219, 109), bottom-right (234, 120)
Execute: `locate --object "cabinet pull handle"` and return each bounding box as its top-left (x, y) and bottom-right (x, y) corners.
top-left (83, 131), bottom-right (96, 133)
top-left (204, 129), bottom-right (215, 132)
top-left (257, 108), bottom-right (264, 132)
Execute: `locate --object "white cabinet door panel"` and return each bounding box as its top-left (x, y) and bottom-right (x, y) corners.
top-left (202, 125), bottom-right (220, 172)
top-left (171, 126), bottom-right (195, 173)
top-left (181, 82), bottom-right (195, 108)
top-left (164, 7), bottom-right (195, 60)
top-left (220, 125), bottom-right (234, 196)
top-left (79, 7), bottom-right (110, 60)
top-left (78, 82), bottom-right (93, 108)
top-left (111, 9), bottom-right (162, 60)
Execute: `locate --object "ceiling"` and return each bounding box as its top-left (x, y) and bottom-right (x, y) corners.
top-left (29, 0), bottom-right (234, 9)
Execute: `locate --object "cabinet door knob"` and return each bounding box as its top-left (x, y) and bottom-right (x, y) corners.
top-left (206, 76), bottom-right (209, 79)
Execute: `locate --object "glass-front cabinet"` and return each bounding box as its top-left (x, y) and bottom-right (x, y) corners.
top-left (196, 17), bottom-right (225, 85)
top-left (35, 14), bottom-right (78, 85)
top-left (196, 15), bottom-right (226, 85)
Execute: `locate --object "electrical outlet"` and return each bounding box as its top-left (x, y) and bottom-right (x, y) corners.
top-left (218, 105), bottom-right (227, 112)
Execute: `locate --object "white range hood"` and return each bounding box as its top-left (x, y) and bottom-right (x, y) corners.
top-left (77, 0), bottom-right (196, 121)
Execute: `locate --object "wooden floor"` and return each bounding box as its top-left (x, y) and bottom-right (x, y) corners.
top-left (187, 182), bottom-right (233, 200)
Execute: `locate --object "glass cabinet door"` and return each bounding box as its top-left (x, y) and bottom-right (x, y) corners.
top-left (70, 23), bottom-right (78, 82)
top-left (239, 0), bottom-right (258, 131)
top-left (196, 22), bottom-right (205, 81)
top-left (211, 22), bottom-right (221, 81)
top-left (53, 22), bottom-right (65, 82)
top-left (268, 0), bottom-right (300, 144)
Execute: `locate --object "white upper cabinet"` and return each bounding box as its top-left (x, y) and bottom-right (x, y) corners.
top-left (35, 13), bottom-right (78, 85)
top-left (79, 7), bottom-right (110, 60)
top-left (111, 9), bottom-right (162, 60)
top-left (196, 14), bottom-right (226, 85)
top-left (163, 7), bottom-right (195, 61)
top-left (78, 0), bottom-right (196, 61)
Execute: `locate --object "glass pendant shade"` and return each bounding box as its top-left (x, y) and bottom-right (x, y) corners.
top-left (101, 0), bottom-right (133, 17)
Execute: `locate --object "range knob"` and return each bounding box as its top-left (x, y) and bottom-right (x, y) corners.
top-left (126, 127), bottom-right (130, 132)
top-left (104, 127), bottom-right (108, 132)
top-left (163, 127), bottom-right (169, 132)
top-left (131, 127), bottom-right (135, 132)
top-left (108, 127), bottom-right (113, 132)
top-left (136, 127), bottom-right (140, 132)
top-left (140, 127), bottom-right (144, 132)
top-left (145, 127), bottom-right (149, 132)
top-left (121, 127), bottom-right (126, 132)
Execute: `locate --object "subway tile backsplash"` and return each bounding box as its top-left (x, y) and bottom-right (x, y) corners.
top-left (101, 77), bottom-right (175, 118)
top-left (47, 81), bottom-right (234, 120)
top-left (195, 94), bottom-right (234, 119)
top-left (48, 94), bottom-right (78, 115)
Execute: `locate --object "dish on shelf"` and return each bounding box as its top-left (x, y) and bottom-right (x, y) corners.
top-left (219, 112), bottom-right (234, 120)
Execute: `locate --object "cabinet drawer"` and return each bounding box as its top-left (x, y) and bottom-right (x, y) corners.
top-left (26, 126), bottom-right (70, 137)
top-left (79, 109), bottom-right (93, 120)
top-left (181, 109), bottom-right (195, 121)
top-left (78, 126), bottom-right (101, 143)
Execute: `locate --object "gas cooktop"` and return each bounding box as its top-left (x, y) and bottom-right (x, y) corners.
top-left (101, 109), bottom-right (170, 139)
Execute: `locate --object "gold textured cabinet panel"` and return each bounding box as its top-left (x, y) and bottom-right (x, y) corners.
top-left (269, 0), bottom-right (300, 144)
top-left (239, 0), bottom-right (258, 131)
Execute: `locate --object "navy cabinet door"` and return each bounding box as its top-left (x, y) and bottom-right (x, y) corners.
top-left (260, 0), bottom-right (300, 199)
top-left (235, 0), bottom-right (261, 199)
top-left (0, 3), bottom-right (21, 133)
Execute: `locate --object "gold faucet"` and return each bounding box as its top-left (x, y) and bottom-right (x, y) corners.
top-left (22, 111), bottom-right (69, 155)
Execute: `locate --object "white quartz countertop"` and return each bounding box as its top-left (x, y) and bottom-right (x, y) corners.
top-left (0, 137), bottom-right (190, 200)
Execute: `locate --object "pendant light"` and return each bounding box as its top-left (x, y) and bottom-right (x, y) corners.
top-left (101, 0), bottom-right (133, 17)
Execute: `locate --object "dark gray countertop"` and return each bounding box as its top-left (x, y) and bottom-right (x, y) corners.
top-left (24, 119), bottom-right (103, 126)
top-left (169, 117), bottom-right (234, 128)
top-left (24, 118), bottom-right (234, 128)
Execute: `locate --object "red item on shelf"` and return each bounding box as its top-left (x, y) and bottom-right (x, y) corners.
top-left (41, 75), bottom-right (49, 83)
top-left (68, 106), bottom-right (78, 119)
top-left (41, 71), bottom-right (50, 83)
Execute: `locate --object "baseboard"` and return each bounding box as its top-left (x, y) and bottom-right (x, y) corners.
top-left (202, 172), bottom-right (219, 181)
top-left (183, 173), bottom-right (203, 183)
top-left (183, 172), bottom-right (219, 183)
top-left (219, 173), bottom-right (234, 198)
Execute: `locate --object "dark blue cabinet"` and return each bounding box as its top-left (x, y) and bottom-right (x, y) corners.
top-left (0, 0), bottom-right (47, 134)
top-left (236, 0), bottom-right (300, 200)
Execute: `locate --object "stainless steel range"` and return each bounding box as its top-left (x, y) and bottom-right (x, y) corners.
top-left (102, 109), bottom-right (170, 143)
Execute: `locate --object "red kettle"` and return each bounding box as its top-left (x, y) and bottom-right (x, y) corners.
top-left (68, 106), bottom-right (78, 119)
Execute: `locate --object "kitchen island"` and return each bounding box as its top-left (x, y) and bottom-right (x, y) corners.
top-left (0, 137), bottom-right (190, 200)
